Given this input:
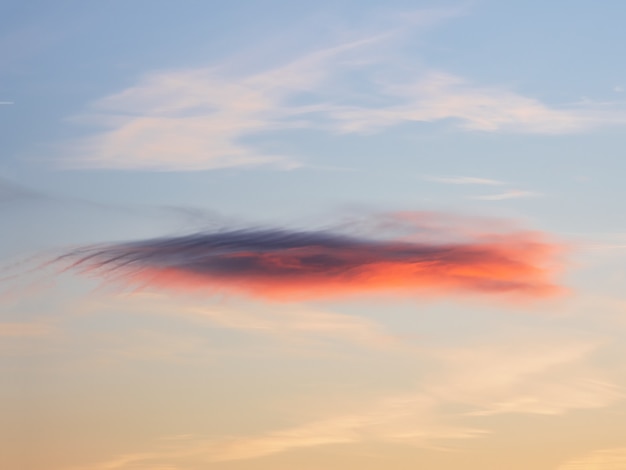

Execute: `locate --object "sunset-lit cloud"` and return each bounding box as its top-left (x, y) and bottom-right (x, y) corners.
top-left (61, 213), bottom-right (564, 301)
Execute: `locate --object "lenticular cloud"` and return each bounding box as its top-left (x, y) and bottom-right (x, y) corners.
top-left (61, 214), bottom-right (564, 301)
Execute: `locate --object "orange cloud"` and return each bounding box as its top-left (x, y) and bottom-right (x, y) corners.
top-left (62, 214), bottom-right (564, 301)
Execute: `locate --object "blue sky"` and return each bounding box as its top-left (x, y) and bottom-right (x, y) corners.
top-left (3, 0), bottom-right (626, 234)
top-left (4, 2), bottom-right (626, 469)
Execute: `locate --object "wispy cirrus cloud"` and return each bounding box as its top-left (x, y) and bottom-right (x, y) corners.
top-left (80, 292), bottom-right (401, 352)
top-left (76, 397), bottom-right (484, 469)
top-left (422, 174), bottom-right (539, 202)
top-left (430, 340), bottom-right (623, 416)
top-left (188, 304), bottom-right (399, 349)
top-left (206, 398), bottom-right (484, 462)
top-left (60, 212), bottom-right (564, 301)
top-left (59, 11), bottom-right (626, 171)
top-left (77, 336), bottom-right (621, 468)
top-left (61, 35), bottom-right (385, 171)
top-left (557, 447), bottom-right (626, 469)
top-left (328, 71), bottom-right (626, 135)
top-left (220, 341), bottom-right (621, 462)
top-left (472, 189), bottom-right (538, 201)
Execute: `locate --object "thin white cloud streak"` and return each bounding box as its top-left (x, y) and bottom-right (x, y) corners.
top-left (557, 447), bottom-right (626, 469)
top-left (424, 175), bottom-right (506, 185)
top-left (62, 35), bottom-right (390, 171)
top-left (61, 13), bottom-right (626, 171)
top-left (569, 231), bottom-right (626, 252)
top-left (472, 189), bottom-right (538, 201)
top-left (328, 72), bottom-right (626, 135)
top-left (421, 175), bottom-right (541, 203)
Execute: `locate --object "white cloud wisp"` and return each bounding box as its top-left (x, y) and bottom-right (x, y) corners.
top-left (62, 18), bottom-right (626, 171)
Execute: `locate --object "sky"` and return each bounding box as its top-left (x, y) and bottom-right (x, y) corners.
top-left (3, 1), bottom-right (626, 469)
